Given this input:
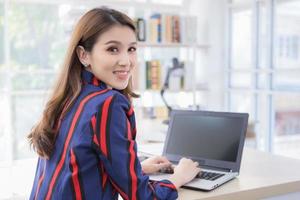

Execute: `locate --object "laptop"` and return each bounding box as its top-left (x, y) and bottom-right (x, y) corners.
top-left (149, 109), bottom-right (249, 191)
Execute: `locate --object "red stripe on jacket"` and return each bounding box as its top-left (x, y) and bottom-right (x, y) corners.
top-left (101, 163), bottom-right (108, 189)
top-left (98, 96), bottom-right (114, 189)
top-left (158, 182), bottom-right (176, 190)
top-left (127, 106), bottom-right (134, 116)
top-left (91, 116), bottom-right (100, 146)
top-left (34, 160), bottom-right (46, 200)
top-left (92, 77), bottom-right (100, 86)
top-left (45, 89), bottom-right (108, 200)
top-left (100, 96), bottom-right (113, 157)
top-left (127, 119), bottom-right (138, 200)
top-left (91, 107), bottom-right (109, 191)
top-left (70, 149), bottom-right (83, 200)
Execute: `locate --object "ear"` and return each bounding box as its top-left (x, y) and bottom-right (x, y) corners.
top-left (76, 46), bottom-right (90, 66)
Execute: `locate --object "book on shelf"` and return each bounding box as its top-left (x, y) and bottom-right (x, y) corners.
top-left (145, 60), bottom-right (162, 90)
top-left (149, 13), bottom-right (162, 43)
top-left (135, 14), bottom-right (197, 44)
top-left (172, 15), bottom-right (180, 43)
top-left (134, 18), bottom-right (146, 41)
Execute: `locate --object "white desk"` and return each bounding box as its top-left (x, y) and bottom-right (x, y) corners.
top-left (138, 142), bottom-right (300, 200)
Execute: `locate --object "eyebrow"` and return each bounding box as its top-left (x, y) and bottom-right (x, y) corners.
top-left (104, 40), bottom-right (137, 45)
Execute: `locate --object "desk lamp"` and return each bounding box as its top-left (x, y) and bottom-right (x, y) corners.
top-left (160, 57), bottom-right (184, 124)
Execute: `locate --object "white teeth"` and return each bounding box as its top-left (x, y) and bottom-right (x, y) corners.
top-left (114, 71), bottom-right (128, 74)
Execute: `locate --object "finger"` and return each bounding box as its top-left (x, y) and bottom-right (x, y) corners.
top-left (156, 162), bottom-right (172, 170)
top-left (160, 156), bottom-right (172, 164)
top-left (160, 162), bottom-right (172, 168)
top-left (194, 161), bottom-right (199, 167)
top-left (155, 156), bottom-right (171, 164)
top-left (160, 160), bottom-right (172, 165)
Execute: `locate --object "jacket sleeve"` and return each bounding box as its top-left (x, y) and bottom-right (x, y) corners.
top-left (90, 93), bottom-right (178, 200)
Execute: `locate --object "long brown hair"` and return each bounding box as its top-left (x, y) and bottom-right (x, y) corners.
top-left (28, 7), bottom-right (139, 159)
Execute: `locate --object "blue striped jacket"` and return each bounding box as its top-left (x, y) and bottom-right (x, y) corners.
top-left (30, 69), bottom-right (178, 200)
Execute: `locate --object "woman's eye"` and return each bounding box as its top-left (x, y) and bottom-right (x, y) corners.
top-left (129, 47), bottom-right (137, 52)
top-left (107, 47), bottom-right (118, 53)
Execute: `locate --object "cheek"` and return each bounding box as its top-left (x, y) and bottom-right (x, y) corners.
top-left (130, 55), bottom-right (137, 66)
top-left (93, 56), bottom-right (114, 70)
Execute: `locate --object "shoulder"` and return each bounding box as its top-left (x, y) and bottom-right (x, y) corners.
top-left (104, 90), bottom-right (131, 113)
top-left (75, 87), bottom-right (133, 124)
top-left (90, 89), bottom-right (131, 114)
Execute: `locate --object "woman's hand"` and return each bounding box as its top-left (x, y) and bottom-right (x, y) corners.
top-left (141, 155), bottom-right (172, 175)
top-left (168, 158), bottom-right (201, 189)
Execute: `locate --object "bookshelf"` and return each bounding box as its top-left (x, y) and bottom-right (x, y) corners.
top-left (129, 4), bottom-right (210, 119)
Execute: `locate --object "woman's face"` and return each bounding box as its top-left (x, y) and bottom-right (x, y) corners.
top-left (85, 25), bottom-right (137, 90)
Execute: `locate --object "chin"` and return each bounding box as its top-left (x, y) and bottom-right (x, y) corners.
top-left (113, 82), bottom-right (128, 90)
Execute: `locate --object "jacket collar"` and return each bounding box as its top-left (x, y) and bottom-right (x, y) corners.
top-left (81, 69), bottom-right (108, 90)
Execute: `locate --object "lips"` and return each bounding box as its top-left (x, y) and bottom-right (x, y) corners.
top-left (113, 70), bottom-right (129, 74)
top-left (113, 70), bottom-right (130, 80)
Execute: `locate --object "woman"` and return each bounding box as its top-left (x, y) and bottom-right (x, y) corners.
top-left (28, 7), bottom-right (200, 200)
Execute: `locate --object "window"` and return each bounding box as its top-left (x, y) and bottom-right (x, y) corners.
top-left (227, 0), bottom-right (300, 159)
top-left (273, 0), bottom-right (300, 157)
top-left (231, 9), bottom-right (253, 69)
top-left (274, 0), bottom-right (300, 90)
top-left (0, 1), bottom-right (71, 161)
top-left (0, 0), bottom-right (7, 162)
top-left (0, 0), bottom-right (3, 66)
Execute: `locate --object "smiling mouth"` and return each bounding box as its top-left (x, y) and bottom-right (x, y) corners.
top-left (113, 70), bottom-right (129, 75)
top-left (113, 70), bottom-right (130, 80)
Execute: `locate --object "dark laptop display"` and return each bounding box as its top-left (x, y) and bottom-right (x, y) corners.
top-left (166, 114), bottom-right (244, 162)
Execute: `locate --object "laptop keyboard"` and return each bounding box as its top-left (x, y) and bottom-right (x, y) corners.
top-left (197, 171), bottom-right (225, 181)
top-left (159, 168), bottom-right (225, 181)
top-left (138, 156), bottom-right (226, 181)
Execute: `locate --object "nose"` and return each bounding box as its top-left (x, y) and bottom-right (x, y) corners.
top-left (117, 52), bottom-right (131, 67)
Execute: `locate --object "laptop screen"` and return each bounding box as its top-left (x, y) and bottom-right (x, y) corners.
top-left (165, 113), bottom-right (245, 162)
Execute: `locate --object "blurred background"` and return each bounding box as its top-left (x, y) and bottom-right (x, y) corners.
top-left (0, 0), bottom-right (299, 199)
